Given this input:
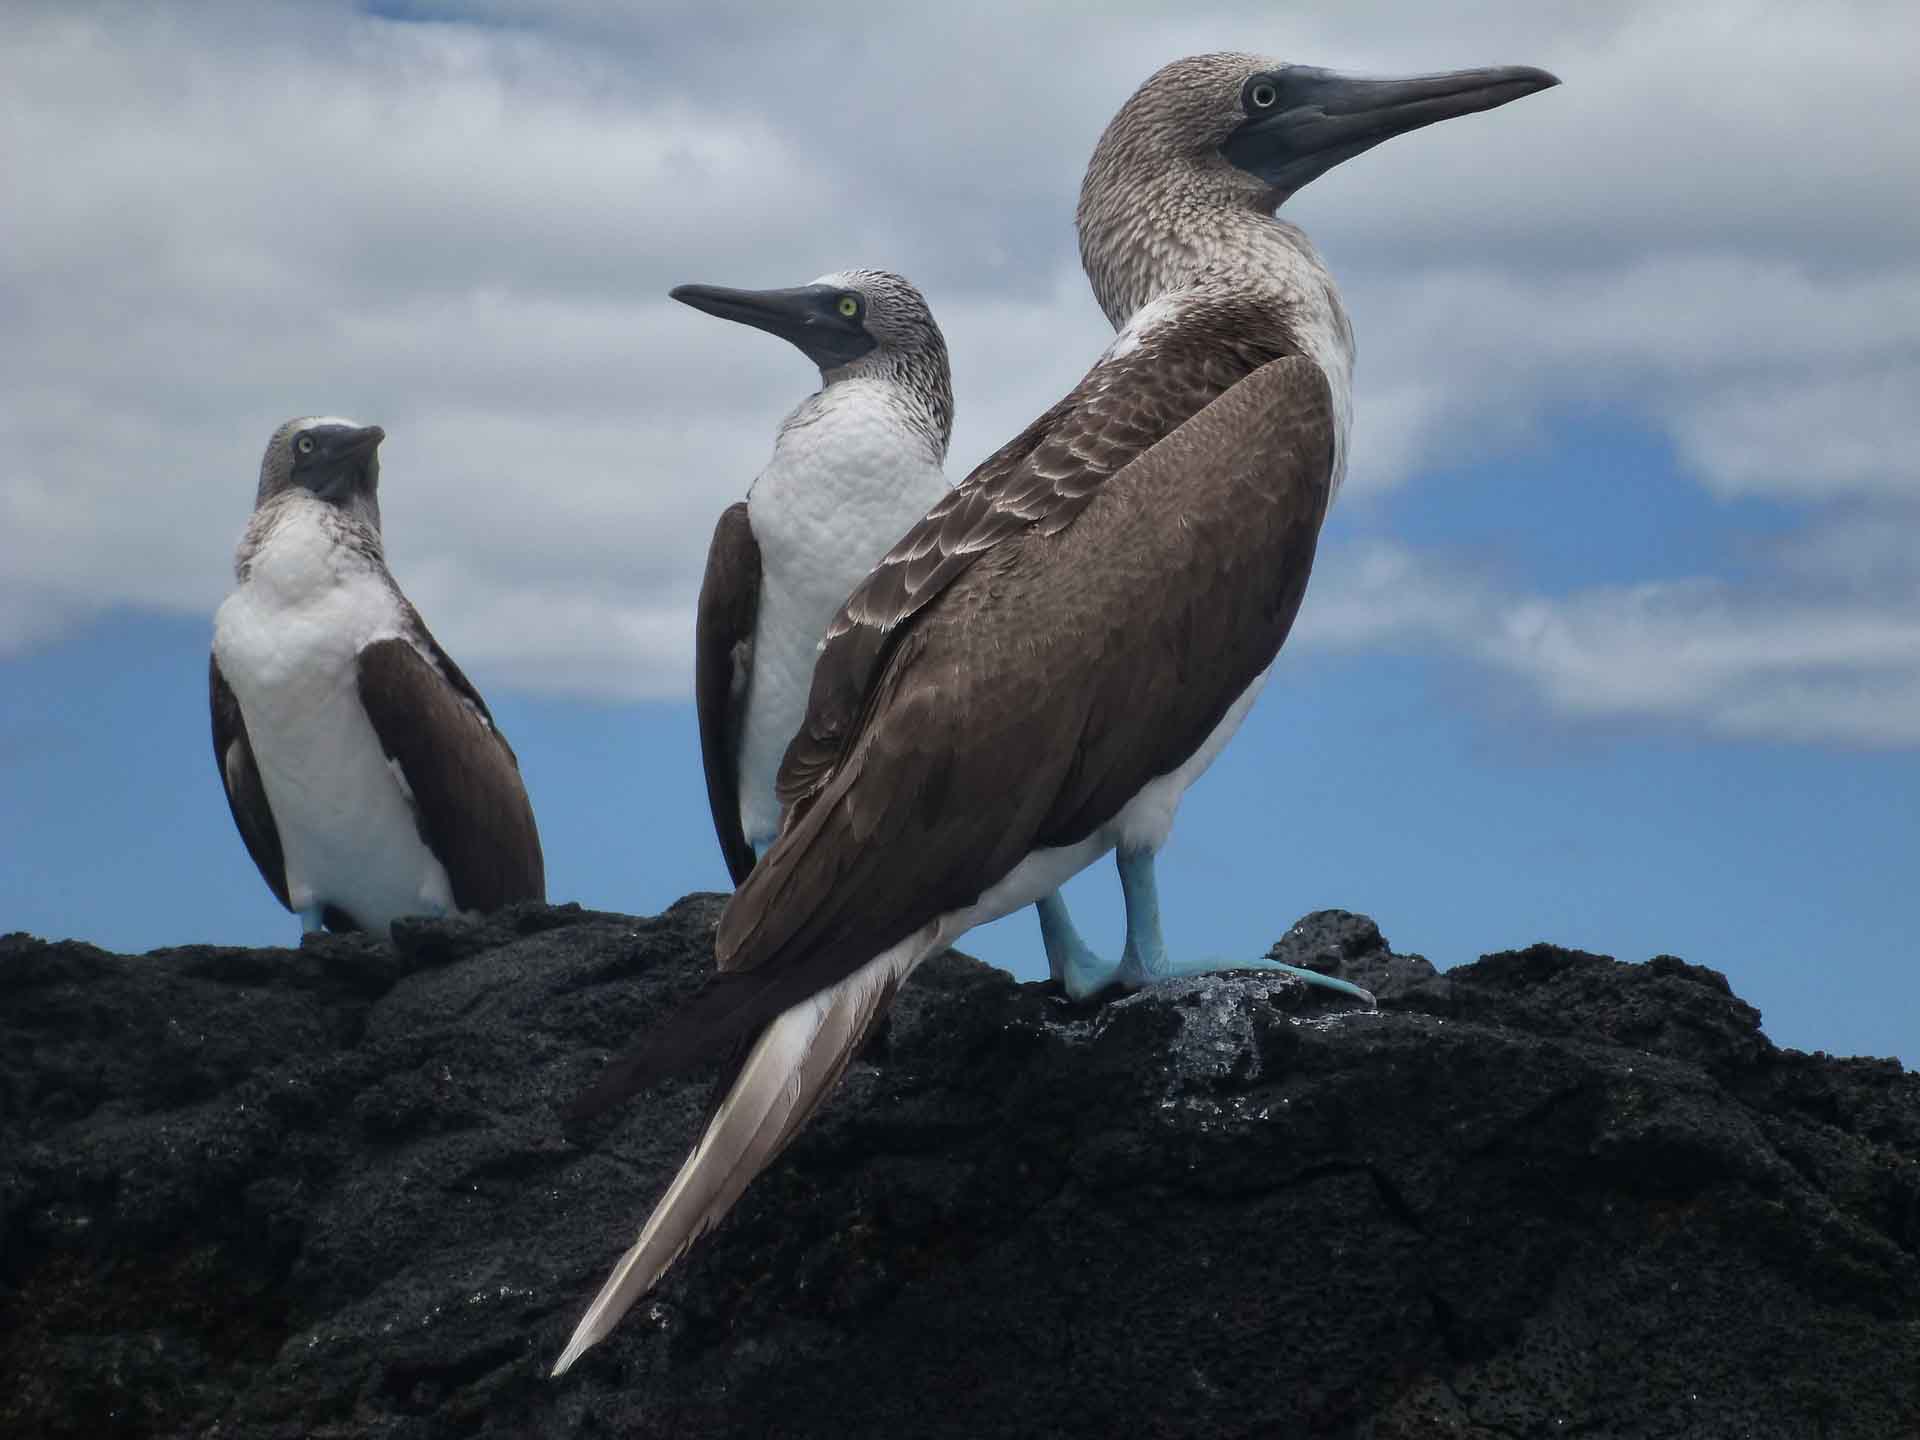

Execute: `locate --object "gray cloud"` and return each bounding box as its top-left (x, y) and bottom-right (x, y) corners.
top-left (2, 0), bottom-right (1916, 742)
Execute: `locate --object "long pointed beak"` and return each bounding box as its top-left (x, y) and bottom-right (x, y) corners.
top-left (670, 283), bottom-right (875, 369)
top-left (1223, 64), bottom-right (1560, 196)
top-left (671, 283), bottom-right (821, 339)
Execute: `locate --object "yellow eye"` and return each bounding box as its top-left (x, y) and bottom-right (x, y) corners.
top-left (837, 296), bottom-right (859, 318)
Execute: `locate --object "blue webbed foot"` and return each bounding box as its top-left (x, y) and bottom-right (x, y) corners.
top-left (298, 905), bottom-right (326, 937)
top-left (1116, 948), bottom-right (1377, 1004)
top-left (1109, 849), bottom-right (1376, 1006)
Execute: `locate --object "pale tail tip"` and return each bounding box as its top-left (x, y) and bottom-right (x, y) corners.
top-left (550, 1332), bottom-right (594, 1379)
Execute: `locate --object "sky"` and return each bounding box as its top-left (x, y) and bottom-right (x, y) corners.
top-left (2, 0), bottom-right (1915, 1066)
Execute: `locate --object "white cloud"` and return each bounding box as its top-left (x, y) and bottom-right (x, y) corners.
top-left (1, 0), bottom-right (1916, 747)
top-left (1299, 541), bottom-right (1920, 747)
top-left (1340, 257), bottom-right (1920, 495)
top-left (1674, 366), bottom-right (1920, 501)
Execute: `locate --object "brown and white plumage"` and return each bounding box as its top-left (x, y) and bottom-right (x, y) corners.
top-left (554, 51), bottom-right (1557, 1375)
top-left (211, 418), bottom-right (545, 936)
top-left (679, 270), bottom-right (954, 886)
top-left (558, 354), bottom-right (1334, 1375)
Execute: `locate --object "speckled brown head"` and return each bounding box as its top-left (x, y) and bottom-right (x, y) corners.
top-left (1078, 52), bottom-right (1558, 323)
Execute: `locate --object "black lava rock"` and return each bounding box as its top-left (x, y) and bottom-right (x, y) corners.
top-left (2, 903), bottom-right (1915, 1438)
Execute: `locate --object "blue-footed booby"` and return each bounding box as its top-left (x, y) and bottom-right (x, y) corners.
top-left (211, 417), bottom-right (545, 937)
top-left (676, 270), bottom-right (955, 884)
top-left (553, 53), bottom-right (1557, 1375)
top-left (680, 271), bottom-right (1104, 983)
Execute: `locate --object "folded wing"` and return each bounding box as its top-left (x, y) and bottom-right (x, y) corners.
top-left (694, 502), bottom-right (763, 887)
top-left (355, 627), bottom-right (546, 912)
top-left (585, 349), bottom-right (1335, 1107)
top-left (209, 655), bottom-right (290, 912)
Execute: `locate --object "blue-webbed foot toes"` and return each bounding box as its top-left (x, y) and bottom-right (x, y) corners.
top-left (1115, 949), bottom-right (1377, 1005)
top-left (1036, 891), bottom-right (1118, 1002)
top-left (1108, 848), bottom-right (1375, 1005)
top-left (298, 905), bottom-right (326, 936)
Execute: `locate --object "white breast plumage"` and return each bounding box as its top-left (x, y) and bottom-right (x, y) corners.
top-left (212, 501), bottom-right (457, 930)
top-left (732, 381), bottom-right (949, 849)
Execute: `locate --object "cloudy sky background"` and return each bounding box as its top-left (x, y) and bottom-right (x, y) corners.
top-left (3, 1), bottom-right (1915, 1063)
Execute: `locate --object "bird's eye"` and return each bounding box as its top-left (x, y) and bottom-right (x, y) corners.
top-left (1249, 80), bottom-right (1279, 111)
top-left (837, 295), bottom-right (859, 318)
top-left (296, 435), bottom-right (315, 455)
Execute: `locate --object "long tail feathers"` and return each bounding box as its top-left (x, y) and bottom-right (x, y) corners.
top-left (551, 943), bottom-right (916, 1376)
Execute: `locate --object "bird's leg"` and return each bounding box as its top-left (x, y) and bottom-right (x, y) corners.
top-left (1036, 890), bottom-right (1115, 1000)
top-left (1111, 847), bottom-right (1375, 1004)
top-left (1111, 847), bottom-right (1169, 986)
top-left (298, 905), bottom-right (326, 936)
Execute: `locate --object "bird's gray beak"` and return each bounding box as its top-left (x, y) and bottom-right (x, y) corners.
top-left (326, 425), bottom-right (386, 461)
top-left (301, 424), bottom-right (385, 503)
top-left (670, 283), bottom-right (876, 370)
top-left (1222, 64), bottom-right (1560, 197)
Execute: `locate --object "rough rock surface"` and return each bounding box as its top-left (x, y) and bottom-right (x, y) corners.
top-left (2, 900), bottom-right (1916, 1439)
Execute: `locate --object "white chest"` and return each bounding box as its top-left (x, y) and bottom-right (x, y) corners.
top-left (217, 512), bottom-right (398, 708)
top-left (732, 389), bottom-right (949, 848)
top-left (749, 387), bottom-right (946, 598)
top-left (212, 507), bottom-right (454, 929)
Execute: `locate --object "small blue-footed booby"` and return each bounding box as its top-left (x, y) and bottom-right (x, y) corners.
top-left (681, 270), bottom-right (1100, 981)
top-left (676, 270), bottom-right (955, 884)
top-left (211, 417), bottom-right (545, 937)
top-left (553, 52), bottom-right (1557, 1375)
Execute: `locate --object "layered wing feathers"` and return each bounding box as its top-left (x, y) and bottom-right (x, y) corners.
top-left (589, 345), bottom-right (1335, 1098)
top-left (778, 307), bottom-right (1302, 812)
top-left (355, 627), bottom-right (546, 914)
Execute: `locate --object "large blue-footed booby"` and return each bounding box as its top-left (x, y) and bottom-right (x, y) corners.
top-left (211, 417), bottom-right (545, 937)
top-left (676, 271), bottom-right (956, 884)
top-left (553, 53), bottom-right (1556, 1375)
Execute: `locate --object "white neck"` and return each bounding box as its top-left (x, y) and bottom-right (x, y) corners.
top-left (772, 376), bottom-right (945, 473)
top-left (234, 492), bottom-right (387, 591)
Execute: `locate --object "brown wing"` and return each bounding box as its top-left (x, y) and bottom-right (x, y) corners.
top-left (356, 629), bottom-right (546, 913)
top-left (694, 503), bottom-right (762, 886)
top-left (775, 298), bottom-right (1300, 813)
top-left (209, 654), bottom-right (291, 913)
top-left (608, 352), bottom-right (1336, 1089)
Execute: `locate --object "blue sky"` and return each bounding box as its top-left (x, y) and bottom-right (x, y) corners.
top-left (2, 1), bottom-right (1916, 1066)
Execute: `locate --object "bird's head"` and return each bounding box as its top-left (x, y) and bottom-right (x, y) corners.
top-left (1077, 52), bottom-right (1557, 324)
top-left (256, 416), bottom-right (386, 530)
top-left (671, 269), bottom-right (953, 449)
top-left (1084, 51), bottom-right (1559, 212)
